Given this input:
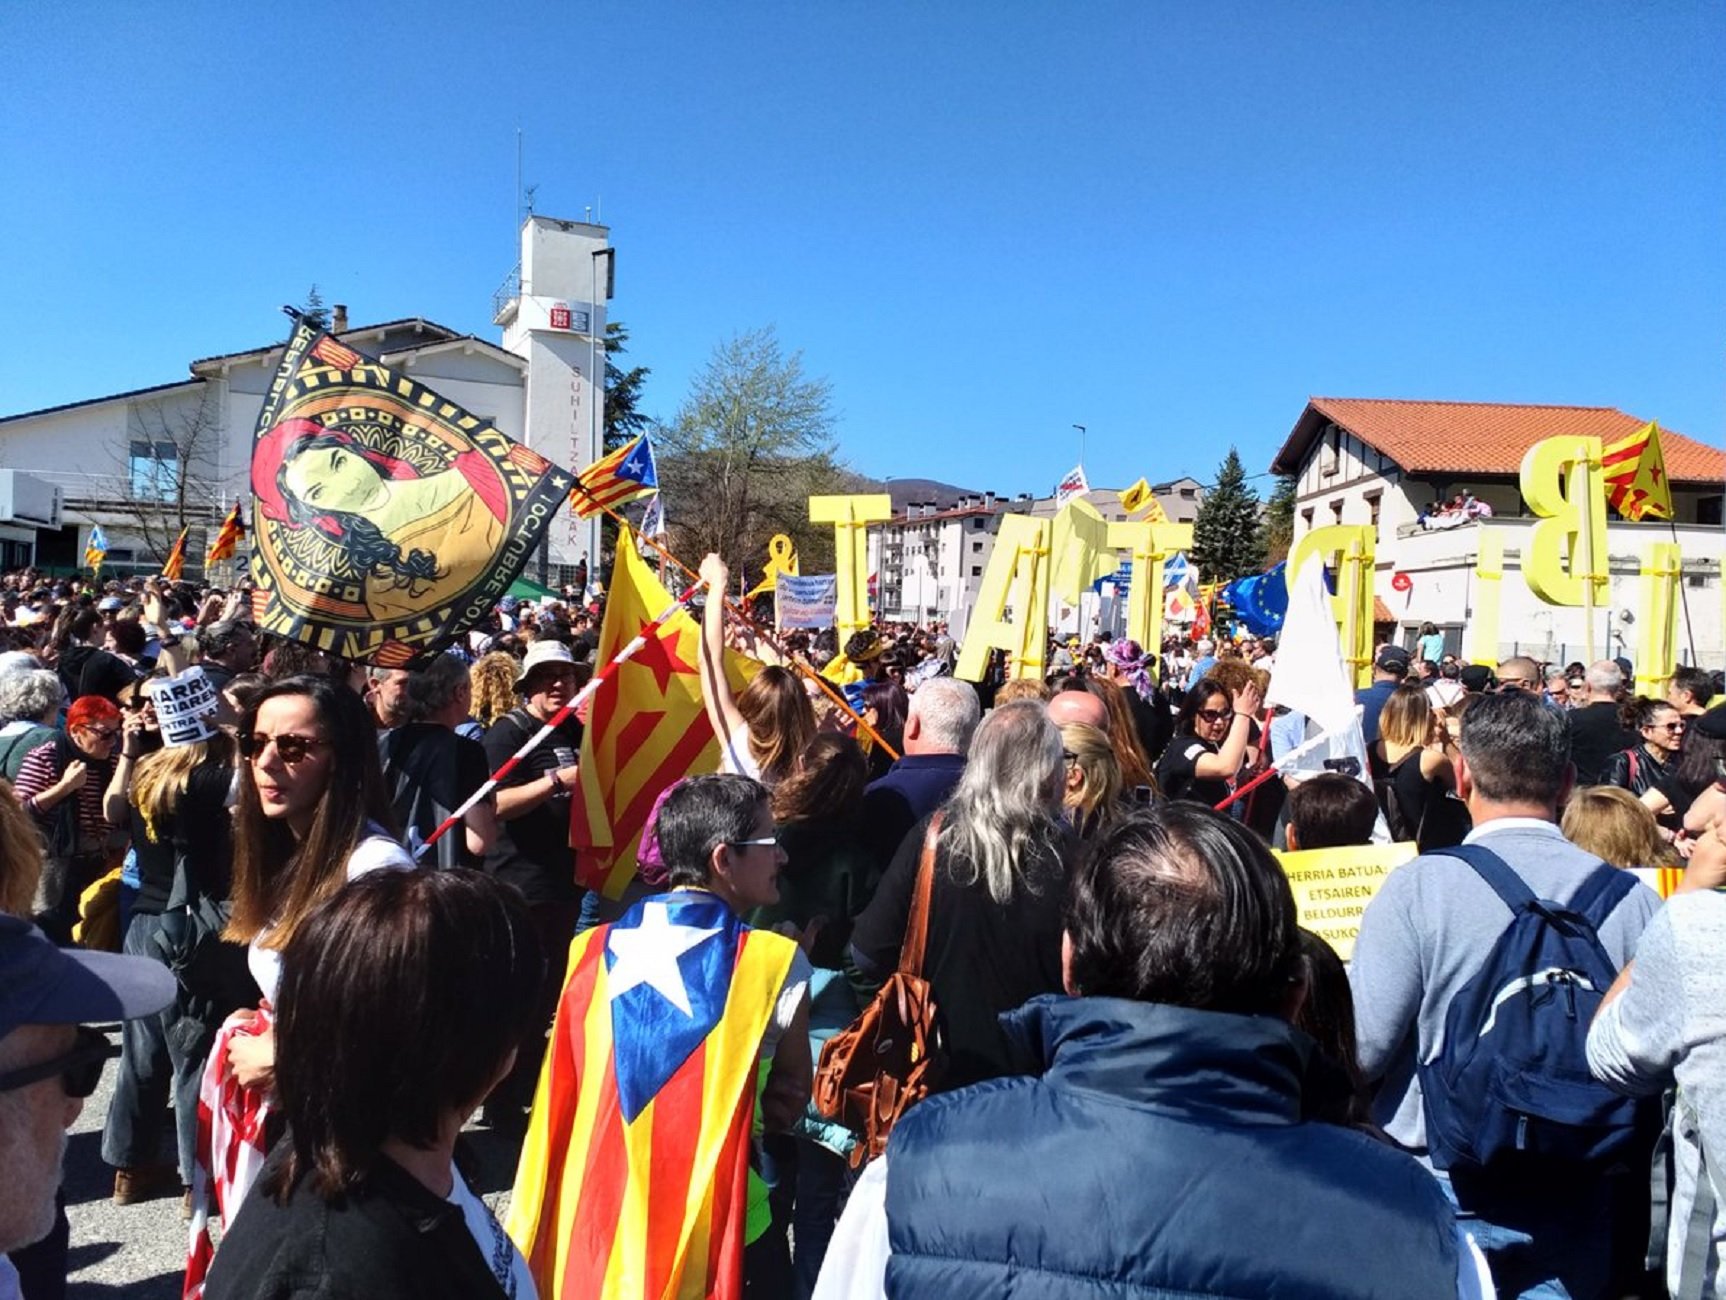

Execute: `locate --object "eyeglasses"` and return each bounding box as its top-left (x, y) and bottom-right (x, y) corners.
top-left (1062, 751), bottom-right (1080, 764)
top-left (1195, 708), bottom-right (1231, 723)
top-left (80, 725), bottom-right (120, 739)
top-left (240, 732), bottom-right (332, 765)
top-left (1650, 721), bottom-right (1686, 733)
top-left (0, 1026), bottom-right (116, 1099)
top-left (728, 833), bottom-right (780, 849)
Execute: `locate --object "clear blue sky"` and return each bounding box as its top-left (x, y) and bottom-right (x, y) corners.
top-left (2, 2), bottom-right (1721, 499)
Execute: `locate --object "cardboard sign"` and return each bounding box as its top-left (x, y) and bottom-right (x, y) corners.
top-left (775, 573), bottom-right (838, 629)
top-left (1274, 841), bottom-right (1417, 961)
top-left (147, 666), bottom-right (221, 748)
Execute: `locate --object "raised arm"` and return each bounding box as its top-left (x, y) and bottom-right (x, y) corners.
top-left (697, 554), bottom-right (746, 742)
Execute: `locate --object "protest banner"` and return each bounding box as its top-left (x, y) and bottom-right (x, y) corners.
top-left (1274, 841), bottom-right (1417, 960)
top-left (775, 572), bottom-right (838, 629)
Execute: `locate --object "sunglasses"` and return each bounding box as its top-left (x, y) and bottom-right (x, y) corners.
top-left (0, 1026), bottom-right (116, 1099)
top-left (240, 732), bottom-right (332, 765)
top-left (80, 724), bottom-right (120, 739)
top-left (728, 833), bottom-right (781, 849)
top-left (1195, 708), bottom-right (1231, 723)
top-left (1650, 721), bottom-right (1686, 733)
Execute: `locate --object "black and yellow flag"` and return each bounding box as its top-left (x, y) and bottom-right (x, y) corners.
top-left (248, 322), bottom-right (574, 665)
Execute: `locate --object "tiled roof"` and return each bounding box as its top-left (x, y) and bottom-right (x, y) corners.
top-left (1271, 398), bottom-right (1725, 486)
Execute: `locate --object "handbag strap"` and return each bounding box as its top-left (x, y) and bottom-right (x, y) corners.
top-left (898, 812), bottom-right (944, 978)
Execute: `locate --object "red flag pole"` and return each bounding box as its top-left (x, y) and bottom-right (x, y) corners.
top-left (416, 581), bottom-right (703, 857)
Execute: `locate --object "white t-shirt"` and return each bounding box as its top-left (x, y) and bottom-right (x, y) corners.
top-left (447, 1164), bottom-right (537, 1300)
top-left (718, 721), bottom-right (763, 782)
top-left (247, 828), bottom-right (415, 1005)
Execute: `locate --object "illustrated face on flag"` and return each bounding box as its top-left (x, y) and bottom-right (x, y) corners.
top-left (249, 322), bottom-right (573, 665)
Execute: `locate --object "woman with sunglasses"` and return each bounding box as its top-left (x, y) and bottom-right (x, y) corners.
top-left (1154, 675), bottom-right (1262, 809)
top-left (1600, 697), bottom-right (1686, 818)
top-left (11, 694), bottom-right (126, 943)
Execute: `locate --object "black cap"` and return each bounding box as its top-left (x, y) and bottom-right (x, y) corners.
top-left (1375, 645), bottom-right (1411, 673)
top-left (0, 915), bottom-right (174, 1040)
top-left (1460, 664), bottom-right (1497, 693)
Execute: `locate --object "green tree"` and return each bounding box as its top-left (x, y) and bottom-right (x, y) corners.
top-left (603, 321), bottom-right (651, 451)
top-left (1258, 473), bottom-right (1297, 566)
top-left (1191, 448), bottom-right (1266, 583)
top-left (297, 285), bottom-right (330, 330)
top-left (657, 326), bottom-right (850, 578)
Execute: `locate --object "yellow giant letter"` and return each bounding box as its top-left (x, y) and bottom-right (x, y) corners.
top-left (809, 494), bottom-right (893, 639)
top-left (1467, 528), bottom-right (1503, 666)
top-left (1106, 518), bottom-right (1194, 653)
top-left (1519, 437), bottom-right (1608, 607)
top-left (1050, 499), bottom-right (1120, 603)
top-left (1289, 525), bottom-right (1376, 688)
top-left (1635, 542), bottom-right (1681, 698)
top-left (956, 514), bottom-right (1051, 682)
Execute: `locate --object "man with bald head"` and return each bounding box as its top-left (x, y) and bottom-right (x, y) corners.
top-left (1048, 690), bottom-right (1108, 730)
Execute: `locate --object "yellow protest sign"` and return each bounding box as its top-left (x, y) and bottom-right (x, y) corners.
top-left (1635, 542), bottom-right (1681, 698)
top-left (1275, 841), bottom-right (1416, 961)
top-left (745, 533), bottom-right (799, 598)
top-left (809, 494), bottom-right (893, 639)
top-left (1288, 525), bottom-right (1375, 688)
top-left (956, 513), bottom-right (1051, 682)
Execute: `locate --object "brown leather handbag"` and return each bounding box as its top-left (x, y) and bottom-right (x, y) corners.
top-left (813, 813), bottom-right (948, 1166)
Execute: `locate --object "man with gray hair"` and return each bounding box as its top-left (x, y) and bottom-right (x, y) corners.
top-left (1350, 690), bottom-right (1660, 1297)
top-left (858, 677), bottom-right (980, 869)
top-left (1569, 659), bottom-right (1636, 785)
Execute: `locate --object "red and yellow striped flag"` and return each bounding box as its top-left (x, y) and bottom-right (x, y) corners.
top-left (1602, 421), bottom-right (1673, 522)
top-left (205, 503), bottom-right (245, 569)
top-left (571, 524), bottom-right (757, 898)
top-left (506, 893), bottom-right (797, 1299)
top-left (162, 527), bottom-right (189, 581)
top-left (571, 434), bottom-right (658, 519)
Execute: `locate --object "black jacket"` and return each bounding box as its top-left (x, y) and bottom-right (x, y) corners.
top-left (204, 1149), bottom-right (510, 1300)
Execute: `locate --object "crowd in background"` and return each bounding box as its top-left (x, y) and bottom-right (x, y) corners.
top-left (1, 559), bottom-right (1722, 1300)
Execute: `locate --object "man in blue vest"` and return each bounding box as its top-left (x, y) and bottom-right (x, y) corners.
top-left (814, 802), bottom-right (1490, 1299)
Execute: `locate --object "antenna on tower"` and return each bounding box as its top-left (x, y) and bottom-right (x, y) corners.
top-left (515, 126), bottom-right (522, 228)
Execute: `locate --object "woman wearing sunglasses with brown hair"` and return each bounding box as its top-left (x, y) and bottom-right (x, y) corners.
top-left (220, 675), bottom-right (414, 1091)
top-left (1154, 674), bottom-right (1262, 809)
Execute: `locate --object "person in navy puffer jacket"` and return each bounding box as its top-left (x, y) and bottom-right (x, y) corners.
top-left (814, 802), bottom-right (1493, 1300)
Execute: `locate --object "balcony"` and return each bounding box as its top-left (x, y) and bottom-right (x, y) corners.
top-left (1388, 516), bottom-right (1725, 574)
top-left (492, 264), bottom-right (522, 326)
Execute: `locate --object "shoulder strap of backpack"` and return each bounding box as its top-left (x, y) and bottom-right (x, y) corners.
top-left (1430, 842), bottom-right (1540, 914)
top-left (899, 812), bottom-right (944, 979)
top-left (1566, 861), bottom-right (1639, 930)
top-left (1675, 1094), bottom-right (1719, 1300)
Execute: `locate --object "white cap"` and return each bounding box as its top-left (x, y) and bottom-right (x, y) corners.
top-left (516, 640), bottom-right (577, 685)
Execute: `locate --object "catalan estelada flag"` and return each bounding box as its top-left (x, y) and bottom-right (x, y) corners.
top-left (572, 433), bottom-right (658, 519)
top-left (506, 892), bottom-right (798, 1300)
top-left (571, 524), bottom-right (756, 898)
top-left (83, 525), bottom-right (108, 576)
top-left (162, 527), bottom-right (189, 581)
top-left (205, 503), bottom-right (245, 569)
top-left (1602, 421), bottom-right (1673, 522)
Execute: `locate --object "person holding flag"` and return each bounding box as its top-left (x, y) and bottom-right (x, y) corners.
top-left (84, 524), bottom-right (108, 577)
top-left (507, 772), bottom-right (813, 1299)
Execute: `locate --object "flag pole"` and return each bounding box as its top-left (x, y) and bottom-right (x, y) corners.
top-left (1580, 440), bottom-right (1598, 663)
top-left (568, 480), bottom-right (901, 759)
top-left (416, 581), bottom-right (704, 856)
top-left (1667, 516), bottom-right (1699, 665)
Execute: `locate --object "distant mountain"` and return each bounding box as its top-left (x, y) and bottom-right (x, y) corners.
top-left (861, 476), bottom-right (986, 513)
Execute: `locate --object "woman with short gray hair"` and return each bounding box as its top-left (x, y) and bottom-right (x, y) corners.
top-left (0, 669), bottom-right (63, 781)
top-left (849, 699), bottom-right (1074, 1088)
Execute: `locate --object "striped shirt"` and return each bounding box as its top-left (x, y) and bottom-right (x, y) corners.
top-left (13, 739), bottom-right (113, 852)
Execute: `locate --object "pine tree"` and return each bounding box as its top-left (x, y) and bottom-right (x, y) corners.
top-left (1258, 473), bottom-right (1297, 566)
top-left (298, 285), bottom-right (330, 330)
top-left (1191, 448), bottom-right (1266, 583)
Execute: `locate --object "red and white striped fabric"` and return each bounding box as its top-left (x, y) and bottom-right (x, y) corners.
top-left (183, 1004), bottom-right (274, 1300)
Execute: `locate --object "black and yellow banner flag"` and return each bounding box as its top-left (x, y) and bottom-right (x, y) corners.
top-left (248, 322), bottom-right (574, 665)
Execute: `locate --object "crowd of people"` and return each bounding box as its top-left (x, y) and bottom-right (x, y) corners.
top-left (0, 559), bottom-right (1721, 1300)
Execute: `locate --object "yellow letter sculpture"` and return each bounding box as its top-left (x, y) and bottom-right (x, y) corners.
top-left (1288, 525), bottom-right (1376, 688)
top-left (1106, 518), bottom-right (1194, 654)
top-left (956, 513), bottom-right (1051, 683)
top-left (1050, 499), bottom-right (1121, 604)
top-left (1467, 528), bottom-right (1503, 667)
top-left (1519, 437), bottom-right (1608, 608)
top-left (808, 495), bottom-right (893, 640)
top-left (1635, 543), bottom-right (1680, 698)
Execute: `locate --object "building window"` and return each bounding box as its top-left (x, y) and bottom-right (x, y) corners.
top-left (1329, 499), bottom-right (1344, 524)
top-left (129, 441), bottom-right (178, 501)
top-left (1301, 507), bottom-right (1314, 531)
top-left (1698, 495), bottom-right (1723, 527)
top-left (970, 565), bottom-right (982, 577)
top-left (971, 517), bottom-right (985, 530)
top-left (971, 540), bottom-right (983, 553)
top-left (1366, 493), bottom-right (1381, 530)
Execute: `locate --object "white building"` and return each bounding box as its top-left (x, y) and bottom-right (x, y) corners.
top-left (1270, 397), bottom-right (1726, 665)
top-left (869, 492), bottom-right (1021, 636)
top-left (0, 216), bottom-right (610, 584)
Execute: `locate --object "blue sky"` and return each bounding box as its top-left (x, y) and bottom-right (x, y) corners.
top-left (2, 2), bottom-right (1720, 499)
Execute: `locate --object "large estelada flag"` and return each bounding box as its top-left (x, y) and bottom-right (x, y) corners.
top-left (571, 525), bottom-right (756, 899)
top-left (84, 524), bottom-right (108, 576)
top-left (571, 432), bottom-right (658, 519)
top-left (162, 527), bottom-right (189, 581)
top-left (507, 891), bottom-right (797, 1300)
top-left (1602, 421), bottom-right (1673, 522)
top-left (205, 503), bottom-right (245, 569)
top-left (248, 321), bottom-right (573, 665)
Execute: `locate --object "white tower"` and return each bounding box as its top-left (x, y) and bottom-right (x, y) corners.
top-left (495, 216), bottom-right (613, 584)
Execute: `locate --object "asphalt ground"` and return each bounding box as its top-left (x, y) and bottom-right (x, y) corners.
top-left (57, 1035), bottom-right (524, 1298)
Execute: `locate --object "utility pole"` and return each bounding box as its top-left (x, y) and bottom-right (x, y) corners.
top-left (1073, 424), bottom-right (1087, 469)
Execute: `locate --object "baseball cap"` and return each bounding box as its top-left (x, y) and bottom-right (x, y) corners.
top-left (516, 640), bottom-right (577, 685)
top-left (0, 914), bottom-right (174, 1040)
top-left (1375, 645), bottom-right (1411, 673)
top-left (1459, 664), bottom-right (1496, 693)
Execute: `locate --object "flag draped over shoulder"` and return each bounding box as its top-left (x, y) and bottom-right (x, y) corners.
top-left (205, 503), bottom-right (245, 569)
top-left (247, 321), bottom-right (574, 666)
top-left (84, 525), bottom-right (108, 575)
top-left (572, 433), bottom-right (659, 519)
top-left (162, 527), bottom-right (189, 581)
top-left (1602, 421), bottom-right (1673, 521)
top-left (571, 526), bottom-right (756, 899)
top-left (507, 892), bottom-right (797, 1300)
